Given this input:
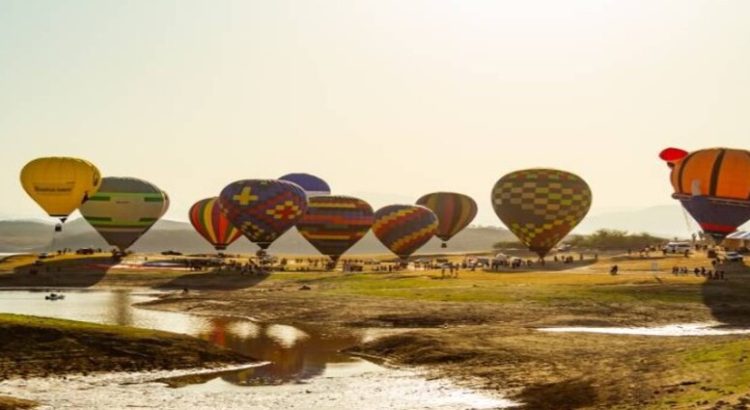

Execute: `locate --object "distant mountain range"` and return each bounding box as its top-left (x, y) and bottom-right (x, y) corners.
top-left (574, 204), bottom-right (750, 238)
top-left (3, 204), bottom-right (746, 253)
top-left (0, 218), bottom-right (515, 254)
top-left (574, 204), bottom-right (696, 238)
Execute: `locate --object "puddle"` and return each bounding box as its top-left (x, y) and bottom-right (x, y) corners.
top-left (0, 289), bottom-right (517, 409)
top-left (539, 322), bottom-right (750, 336)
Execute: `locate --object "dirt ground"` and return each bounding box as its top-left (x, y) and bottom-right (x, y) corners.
top-left (0, 313), bottom-right (252, 381)
top-left (0, 395), bottom-right (37, 410)
top-left (3, 251), bottom-right (750, 409)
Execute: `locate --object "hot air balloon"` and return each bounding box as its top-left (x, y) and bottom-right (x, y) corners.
top-left (189, 197), bottom-right (243, 251)
top-left (79, 177), bottom-right (168, 251)
top-left (659, 147), bottom-right (689, 164)
top-left (218, 180), bottom-right (308, 250)
top-left (491, 169), bottom-right (592, 259)
top-left (661, 147), bottom-right (750, 242)
top-left (279, 173), bottom-right (331, 197)
top-left (20, 157), bottom-right (101, 231)
top-left (160, 192), bottom-right (170, 218)
top-left (296, 196), bottom-right (374, 264)
top-left (416, 192), bottom-right (477, 248)
top-left (372, 205), bottom-right (438, 260)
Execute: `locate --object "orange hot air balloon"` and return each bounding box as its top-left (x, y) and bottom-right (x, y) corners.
top-left (662, 147), bottom-right (750, 242)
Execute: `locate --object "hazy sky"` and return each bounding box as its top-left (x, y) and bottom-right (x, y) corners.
top-left (2, 1), bottom-right (750, 227)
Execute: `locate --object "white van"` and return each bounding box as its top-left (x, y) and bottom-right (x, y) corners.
top-left (662, 242), bottom-right (692, 253)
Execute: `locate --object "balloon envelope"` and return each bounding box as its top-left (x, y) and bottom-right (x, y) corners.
top-left (667, 147), bottom-right (750, 241)
top-left (189, 197), bottom-right (243, 251)
top-left (219, 179), bottom-right (308, 249)
top-left (160, 192), bottom-right (170, 218)
top-left (296, 196), bottom-right (374, 262)
top-left (491, 169), bottom-right (592, 258)
top-left (279, 173), bottom-right (331, 197)
top-left (659, 147), bottom-right (689, 163)
top-left (372, 205), bottom-right (438, 259)
top-left (79, 177), bottom-right (167, 251)
top-left (20, 157), bottom-right (101, 222)
top-left (416, 192), bottom-right (477, 245)
top-left (677, 196), bottom-right (750, 242)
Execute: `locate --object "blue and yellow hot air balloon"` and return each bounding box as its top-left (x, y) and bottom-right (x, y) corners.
top-left (218, 180), bottom-right (308, 250)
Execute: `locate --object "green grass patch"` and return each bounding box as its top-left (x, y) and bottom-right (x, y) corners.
top-left (651, 339), bottom-right (750, 408)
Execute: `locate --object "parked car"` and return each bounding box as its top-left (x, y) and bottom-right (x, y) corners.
top-left (725, 252), bottom-right (744, 262)
top-left (37, 252), bottom-right (49, 259)
top-left (472, 257), bottom-right (490, 267)
top-left (556, 244), bottom-right (572, 252)
top-left (161, 250), bottom-right (182, 256)
top-left (662, 242), bottom-right (692, 253)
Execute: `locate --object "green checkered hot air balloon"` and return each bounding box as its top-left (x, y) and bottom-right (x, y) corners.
top-left (491, 169), bottom-right (592, 259)
top-left (79, 177), bottom-right (168, 251)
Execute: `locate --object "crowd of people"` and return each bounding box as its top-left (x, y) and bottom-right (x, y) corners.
top-left (672, 265), bottom-right (726, 280)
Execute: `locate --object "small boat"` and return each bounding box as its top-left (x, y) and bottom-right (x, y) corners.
top-left (45, 293), bottom-right (65, 301)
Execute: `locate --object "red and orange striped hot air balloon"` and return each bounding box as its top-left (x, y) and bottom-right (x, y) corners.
top-left (296, 196), bottom-right (374, 264)
top-left (189, 197), bottom-right (243, 251)
top-left (416, 192), bottom-right (477, 248)
top-left (372, 205), bottom-right (438, 261)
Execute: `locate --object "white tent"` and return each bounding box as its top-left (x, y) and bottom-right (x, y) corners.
top-left (724, 231), bottom-right (750, 249)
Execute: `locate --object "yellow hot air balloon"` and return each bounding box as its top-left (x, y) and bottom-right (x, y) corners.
top-left (20, 157), bottom-right (101, 229)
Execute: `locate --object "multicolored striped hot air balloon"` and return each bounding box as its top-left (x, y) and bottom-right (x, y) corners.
top-left (296, 196), bottom-right (374, 264)
top-left (218, 180), bottom-right (308, 250)
top-left (79, 177), bottom-right (168, 251)
top-left (661, 147), bottom-right (750, 242)
top-left (416, 192), bottom-right (477, 248)
top-left (189, 197), bottom-right (243, 251)
top-left (491, 169), bottom-right (592, 259)
top-left (372, 205), bottom-right (438, 260)
top-left (279, 173), bottom-right (331, 197)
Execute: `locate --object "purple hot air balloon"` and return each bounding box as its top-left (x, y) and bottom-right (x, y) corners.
top-left (279, 173), bottom-right (331, 197)
top-left (219, 180), bottom-right (308, 250)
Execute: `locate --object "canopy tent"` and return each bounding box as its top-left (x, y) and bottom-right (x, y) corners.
top-left (724, 231), bottom-right (750, 249)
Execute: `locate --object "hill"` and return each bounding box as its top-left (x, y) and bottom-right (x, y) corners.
top-left (0, 218), bottom-right (513, 255)
top-left (575, 204), bottom-right (701, 238)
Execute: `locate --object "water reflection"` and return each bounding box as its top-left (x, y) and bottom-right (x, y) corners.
top-left (195, 316), bottom-right (363, 385)
top-left (0, 290), bottom-right (367, 387)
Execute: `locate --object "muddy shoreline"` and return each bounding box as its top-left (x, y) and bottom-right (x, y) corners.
top-left (0, 313), bottom-right (253, 381)
top-left (136, 288), bottom-right (727, 409)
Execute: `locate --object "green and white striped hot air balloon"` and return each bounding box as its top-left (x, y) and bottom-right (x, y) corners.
top-left (79, 177), bottom-right (168, 251)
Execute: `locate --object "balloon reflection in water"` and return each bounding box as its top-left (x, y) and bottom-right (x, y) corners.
top-left (196, 317), bottom-right (363, 385)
